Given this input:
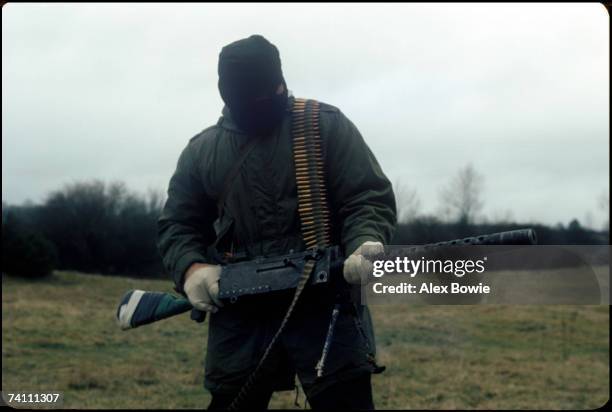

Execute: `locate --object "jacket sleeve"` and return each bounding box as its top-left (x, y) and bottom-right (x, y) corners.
top-left (157, 142), bottom-right (217, 293)
top-left (326, 110), bottom-right (397, 256)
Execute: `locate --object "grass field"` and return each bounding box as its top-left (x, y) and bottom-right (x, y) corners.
top-left (2, 271), bottom-right (609, 409)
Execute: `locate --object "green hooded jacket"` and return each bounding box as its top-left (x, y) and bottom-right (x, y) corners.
top-left (157, 96), bottom-right (396, 396)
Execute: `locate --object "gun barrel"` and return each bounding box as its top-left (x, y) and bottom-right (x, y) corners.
top-left (426, 228), bottom-right (536, 248)
top-left (391, 228), bottom-right (537, 257)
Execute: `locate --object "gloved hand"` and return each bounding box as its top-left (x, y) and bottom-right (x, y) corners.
top-left (343, 241), bottom-right (385, 285)
top-left (183, 263), bottom-right (223, 313)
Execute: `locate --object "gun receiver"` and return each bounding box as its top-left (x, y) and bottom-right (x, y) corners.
top-left (218, 245), bottom-right (343, 303)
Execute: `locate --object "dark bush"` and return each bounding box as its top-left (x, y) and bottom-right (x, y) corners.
top-left (2, 210), bottom-right (57, 278)
top-left (31, 180), bottom-right (165, 277)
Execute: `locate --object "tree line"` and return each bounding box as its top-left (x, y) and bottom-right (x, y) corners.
top-left (2, 181), bottom-right (164, 278)
top-left (2, 175), bottom-right (609, 279)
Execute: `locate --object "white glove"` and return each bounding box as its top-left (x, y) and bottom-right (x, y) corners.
top-left (343, 241), bottom-right (385, 285)
top-left (183, 264), bottom-right (223, 313)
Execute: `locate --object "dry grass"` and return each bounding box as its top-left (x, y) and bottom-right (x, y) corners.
top-left (2, 272), bottom-right (609, 409)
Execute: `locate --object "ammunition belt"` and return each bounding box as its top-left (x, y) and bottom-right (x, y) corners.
top-left (292, 98), bottom-right (331, 248)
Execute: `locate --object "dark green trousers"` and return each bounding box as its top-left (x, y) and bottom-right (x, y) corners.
top-left (204, 286), bottom-right (379, 399)
top-left (207, 373), bottom-right (374, 410)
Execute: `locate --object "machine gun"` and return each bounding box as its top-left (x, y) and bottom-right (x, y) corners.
top-left (116, 228), bottom-right (536, 330)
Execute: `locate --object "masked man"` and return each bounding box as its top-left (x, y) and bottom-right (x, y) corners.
top-left (158, 35), bottom-right (396, 410)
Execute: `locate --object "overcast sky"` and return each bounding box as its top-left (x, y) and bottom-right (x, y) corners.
top-left (2, 3), bottom-right (609, 228)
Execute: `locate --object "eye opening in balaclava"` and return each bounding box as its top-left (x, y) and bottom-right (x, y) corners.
top-left (218, 35), bottom-right (288, 134)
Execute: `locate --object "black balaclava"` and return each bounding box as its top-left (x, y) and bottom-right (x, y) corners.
top-left (218, 35), bottom-right (288, 135)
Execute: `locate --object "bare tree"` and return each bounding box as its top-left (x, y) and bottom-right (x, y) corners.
top-left (393, 178), bottom-right (421, 223)
top-left (438, 163), bottom-right (484, 225)
top-left (583, 211), bottom-right (594, 230)
top-left (598, 190), bottom-right (609, 231)
top-left (145, 188), bottom-right (167, 215)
